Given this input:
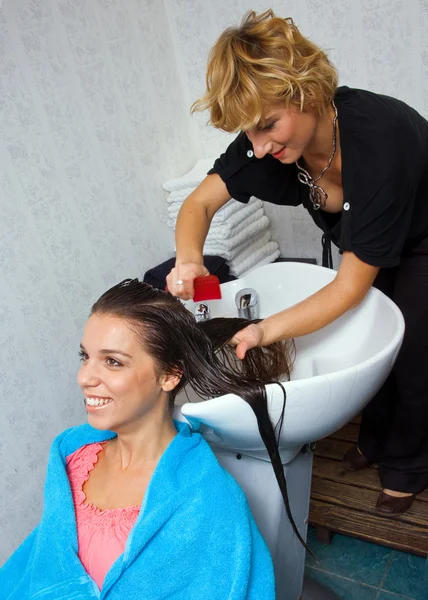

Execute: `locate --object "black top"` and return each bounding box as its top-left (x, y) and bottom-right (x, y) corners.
top-left (208, 86), bottom-right (428, 268)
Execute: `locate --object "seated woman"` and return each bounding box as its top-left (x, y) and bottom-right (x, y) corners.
top-left (0, 279), bottom-right (296, 600)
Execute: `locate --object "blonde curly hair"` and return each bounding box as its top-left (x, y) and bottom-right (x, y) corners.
top-left (192, 10), bottom-right (338, 132)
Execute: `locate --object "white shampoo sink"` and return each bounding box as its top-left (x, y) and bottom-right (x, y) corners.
top-left (174, 262), bottom-right (404, 600)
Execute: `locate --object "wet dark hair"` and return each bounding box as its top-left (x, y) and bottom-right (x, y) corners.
top-left (91, 278), bottom-right (310, 553)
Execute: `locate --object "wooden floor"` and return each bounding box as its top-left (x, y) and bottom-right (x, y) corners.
top-left (308, 416), bottom-right (428, 556)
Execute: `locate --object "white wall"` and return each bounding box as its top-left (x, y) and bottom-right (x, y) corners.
top-left (0, 0), bottom-right (196, 563)
top-left (1, 0), bottom-right (428, 564)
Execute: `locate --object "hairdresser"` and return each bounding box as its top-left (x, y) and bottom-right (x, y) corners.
top-left (166, 10), bottom-right (428, 515)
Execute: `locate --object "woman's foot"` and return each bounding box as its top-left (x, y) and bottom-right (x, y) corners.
top-left (382, 488), bottom-right (414, 498)
top-left (342, 445), bottom-right (374, 471)
top-left (376, 488), bottom-right (416, 515)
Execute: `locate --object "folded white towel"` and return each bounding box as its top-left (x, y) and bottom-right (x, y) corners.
top-left (229, 241), bottom-right (280, 277)
top-left (167, 197), bottom-right (260, 227)
top-left (213, 197), bottom-right (259, 221)
top-left (202, 244), bottom-right (245, 261)
top-left (235, 248), bottom-right (281, 277)
top-left (168, 206), bottom-right (265, 236)
top-left (214, 197), bottom-right (262, 224)
top-left (167, 204), bottom-right (183, 219)
top-left (203, 216), bottom-right (269, 253)
top-left (227, 231), bottom-right (272, 266)
top-left (166, 187), bottom-right (195, 203)
top-left (205, 208), bottom-right (265, 242)
top-left (202, 231), bottom-right (267, 261)
top-left (163, 158), bottom-right (217, 192)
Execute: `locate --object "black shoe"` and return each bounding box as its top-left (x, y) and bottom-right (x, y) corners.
top-left (342, 445), bottom-right (374, 471)
top-left (376, 490), bottom-right (416, 515)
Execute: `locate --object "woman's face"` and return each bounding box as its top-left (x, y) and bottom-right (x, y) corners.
top-left (77, 314), bottom-right (176, 433)
top-left (245, 103), bottom-right (318, 164)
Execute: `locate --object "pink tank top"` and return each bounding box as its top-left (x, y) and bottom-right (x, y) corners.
top-left (66, 443), bottom-right (140, 590)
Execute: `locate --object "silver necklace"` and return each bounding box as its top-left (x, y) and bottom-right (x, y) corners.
top-left (295, 100), bottom-right (338, 210)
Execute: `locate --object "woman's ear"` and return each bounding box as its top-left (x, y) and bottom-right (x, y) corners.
top-left (159, 371), bottom-right (182, 392)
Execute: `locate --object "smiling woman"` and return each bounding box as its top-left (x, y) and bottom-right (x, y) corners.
top-left (78, 313), bottom-right (177, 435)
top-left (0, 278), bottom-right (297, 600)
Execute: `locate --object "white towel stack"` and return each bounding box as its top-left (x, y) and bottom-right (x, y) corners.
top-left (163, 159), bottom-right (280, 277)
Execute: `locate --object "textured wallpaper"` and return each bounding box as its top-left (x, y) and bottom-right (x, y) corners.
top-left (1, 0), bottom-right (428, 563)
top-left (0, 0), bottom-right (196, 562)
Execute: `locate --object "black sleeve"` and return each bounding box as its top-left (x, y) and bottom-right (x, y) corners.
top-left (208, 132), bottom-right (302, 206)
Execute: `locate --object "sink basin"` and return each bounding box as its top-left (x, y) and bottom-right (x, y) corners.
top-left (173, 262), bottom-right (404, 600)
top-left (175, 261), bottom-right (404, 463)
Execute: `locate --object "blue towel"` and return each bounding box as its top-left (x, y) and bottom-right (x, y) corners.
top-left (0, 421), bottom-right (274, 599)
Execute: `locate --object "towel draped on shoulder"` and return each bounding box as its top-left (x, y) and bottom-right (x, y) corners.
top-left (0, 421), bottom-right (274, 600)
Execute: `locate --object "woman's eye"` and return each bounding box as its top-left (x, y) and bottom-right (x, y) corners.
top-left (262, 122), bottom-right (275, 132)
top-left (106, 357), bottom-right (122, 367)
top-left (78, 350), bottom-right (88, 361)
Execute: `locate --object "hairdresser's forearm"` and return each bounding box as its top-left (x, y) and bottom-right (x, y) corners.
top-left (260, 280), bottom-right (359, 343)
top-left (260, 252), bottom-right (380, 343)
top-left (175, 175), bottom-right (231, 266)
top-left (175, 197), bottom-right (211, 265)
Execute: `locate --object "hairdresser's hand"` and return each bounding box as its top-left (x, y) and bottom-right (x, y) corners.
top-left (230, 323), bottom-right (265, 360)
top-left (166, 262), bottom-right (209, 300)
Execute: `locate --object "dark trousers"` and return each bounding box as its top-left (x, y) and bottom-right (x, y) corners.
top-left (358, 240), bottom-right (428, 493)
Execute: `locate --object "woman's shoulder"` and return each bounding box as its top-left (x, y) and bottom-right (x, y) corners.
top-left (336, 86), bottom-right (428, 138)
top-left (336, 85), bottom-right (418, 111)
top-left (65, 440), bottom-right (104, 468)
top-left (50, 425), bottom-right (116, 460)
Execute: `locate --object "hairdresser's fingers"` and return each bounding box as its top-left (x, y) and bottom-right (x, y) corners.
top-left (166, 267), bottom-right (191, 299)
top-left (166, 267), bottom-right (180, 296)
top-left (178, 263), bottom-right (209, 299)
top-left (178, 266), bottom-right (196, 300)
top-left (166, 264), bottom-right (209, 299)
top-left (235, 341), bottom-right (250, 360)
top-left (230, 323), bottom-right (264, 359)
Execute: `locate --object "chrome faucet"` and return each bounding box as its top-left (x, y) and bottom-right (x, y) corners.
top-left (235, 288), bottom-right (259, 319)
top-left (194, 302), bottom-right (211, 321)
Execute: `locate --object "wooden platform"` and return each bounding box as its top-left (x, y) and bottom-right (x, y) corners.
top-left (308, 417), bottom-right (428, 556)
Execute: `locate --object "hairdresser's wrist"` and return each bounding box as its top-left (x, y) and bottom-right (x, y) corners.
top-left (257, 320), bottom-right (271, 347)
top-left (175, 252), bottom-right (204, 267)
top-left (258, 317), bottom-right (288, 346)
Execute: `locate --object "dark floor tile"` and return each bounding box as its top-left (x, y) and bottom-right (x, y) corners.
top-left (303, 575), bottom-right (341, 599)
top-left (305, 527), bottom-right (393, 587)
top-left (305, 566), bottom-right (379, 600)
top-left (382, 551), bottom-right (427, 600)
